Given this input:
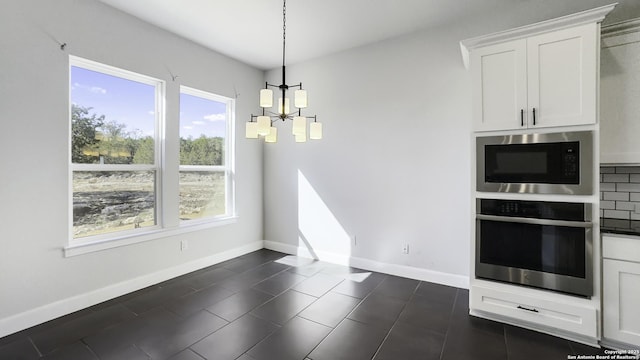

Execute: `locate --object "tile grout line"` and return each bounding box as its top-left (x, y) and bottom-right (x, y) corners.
top-left (438, 288), bottom-right (460, 360)
top-left (369, 280), bottom-right (421, 359)
top-left (235, 259), bottom-right (339, 360)
top-left (503, 322), bottom-right (510, 360)
top-left (27, 337), bottom-right (42, 357)
top-left (301, 274), bottom-right (390, 359)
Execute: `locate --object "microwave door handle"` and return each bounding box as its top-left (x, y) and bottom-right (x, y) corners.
top-left (476, 214), bottom-right (592, 228)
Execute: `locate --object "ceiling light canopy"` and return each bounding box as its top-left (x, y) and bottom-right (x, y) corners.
top-left (246, 0), bottom-right (322, 143)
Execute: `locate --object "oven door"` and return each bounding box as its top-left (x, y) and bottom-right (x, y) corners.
top-left (476, 214), bottom-right (593, 297)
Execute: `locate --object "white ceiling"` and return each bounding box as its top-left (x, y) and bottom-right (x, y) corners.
top-left (99, 0), bottom-right (640, 70)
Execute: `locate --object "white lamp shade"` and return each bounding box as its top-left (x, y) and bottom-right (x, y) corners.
top-left (278, 97), bottom-right (290, 115)
top-left (265, 127), bottom-right (278, 143)
top-left (295, 132), bottom-right (307, 143)
top-left (310, 122), bottom-right (322, 140)
top-left (294, 90), bottom-right (307, 108)
top-left (260, 89), bottom-right (273, 108)
top-left (292, 116), bottom-right (306, 135)
top-left (245, 122), bottom-right (258, 138)
top-left (257, 116), bottom-right (271, 136)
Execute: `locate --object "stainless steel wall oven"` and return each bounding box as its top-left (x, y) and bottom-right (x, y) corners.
top-left (477, 131), bottom-right (593, 195)
top-left (476, 199), bottom-right (593, 297)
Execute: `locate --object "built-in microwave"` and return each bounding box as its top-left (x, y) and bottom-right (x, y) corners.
top-left (477, 131), bottom-right (593, 195)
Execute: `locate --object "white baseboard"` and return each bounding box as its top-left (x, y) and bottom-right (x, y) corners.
top-left (0, 240), bottom-right (264, 339)
top-left (1, 239), bottom-right (470, 339)
top-left (263, 240), bottom-right (469, 289)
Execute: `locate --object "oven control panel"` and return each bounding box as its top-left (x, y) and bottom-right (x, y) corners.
top-left (479, 199), bottom-right (586, 221)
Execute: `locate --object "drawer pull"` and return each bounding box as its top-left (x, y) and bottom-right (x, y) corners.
top-left (517, 305), bottom-right (539, 313)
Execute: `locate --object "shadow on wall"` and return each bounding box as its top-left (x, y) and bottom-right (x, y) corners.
top-left (296, 169), bottom-right (352, 262)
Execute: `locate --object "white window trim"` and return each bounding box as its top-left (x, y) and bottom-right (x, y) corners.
top-left (69, 56), bottom-right (165, 247)
top-left (178, 86), bottom-right (236, 225)
top-left (64, 216), bottom-right (238, 257)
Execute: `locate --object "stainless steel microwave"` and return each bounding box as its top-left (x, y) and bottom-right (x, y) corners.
top-left (477, 131), bottom-right (593, 195)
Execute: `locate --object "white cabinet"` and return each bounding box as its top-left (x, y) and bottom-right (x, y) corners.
top-left (602, 234), bottom-right (640, 347)
top-left (471, 283), bottom-right (598, 338)
top-left (471, 40), bottom-right (527, 131)
top-left (470, 24), bottom-right (598, 131)
top-left (600, 19), bottom-right (640, 164)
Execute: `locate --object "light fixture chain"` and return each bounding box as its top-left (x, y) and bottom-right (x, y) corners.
top-left (282, 0), bottom-right (286, 68)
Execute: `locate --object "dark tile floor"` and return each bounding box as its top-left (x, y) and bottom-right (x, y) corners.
top-left (0, 249), bottom-right (610, 360)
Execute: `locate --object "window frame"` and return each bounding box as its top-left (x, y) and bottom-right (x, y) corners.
top-left (178, 85), bottom-right (236, 225)
top-left (68, 56), bottom-right (165, 246)
top-left (65, 57), bottom-right (237, 256)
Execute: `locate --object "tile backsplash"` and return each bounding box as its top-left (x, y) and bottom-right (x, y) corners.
top-left (600, 166), bottom-right (640, 219)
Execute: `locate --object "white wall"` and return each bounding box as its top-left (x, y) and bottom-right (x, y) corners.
top-left (262, 0), bottom-right (640, 288)
top-left (263, 26), bottom-right (473, 285)
top-left (0, 0), bottom-right (263, 335)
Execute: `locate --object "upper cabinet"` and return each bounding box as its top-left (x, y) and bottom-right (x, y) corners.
top-left (600, 19), bottom-right (640, 164)
top-left (461, 4), bottom-right (614, 132)
top-left (470, 40), bottom-right (527, 131)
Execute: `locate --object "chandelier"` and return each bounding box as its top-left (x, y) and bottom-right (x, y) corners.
top-left (245, 0), bottom-right (322, 143)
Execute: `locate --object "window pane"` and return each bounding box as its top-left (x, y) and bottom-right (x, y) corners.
top-left (71, 66), bottom-right (155, 165)
top-left (73, 171), bottom-right (156, 238)
top-left (179, 171), bottom-right (226, 220)
top-left (179, 92), bottom-right (227, 166)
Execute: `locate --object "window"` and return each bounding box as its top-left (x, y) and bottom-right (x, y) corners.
top-left (179, 87), bottom-right (234, 222)
top-left (70, 57), bottom-right (163, 241)
top-left (69, 56), bottom-right (236, 250)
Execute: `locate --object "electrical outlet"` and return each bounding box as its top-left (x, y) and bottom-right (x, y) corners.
top-left (351, 235), bottom-right (357, 247)
top-left (181, 240), bottom-right (188, 251)
top-left (402, 244), bottom-right (409, 254)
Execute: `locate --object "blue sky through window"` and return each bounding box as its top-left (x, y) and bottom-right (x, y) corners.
top-left (71, 66), bottom-right (155, 137)
top-left (180, 92), bottom-right (227, 139)
top-left (71, 66), bottom-right (227, 139)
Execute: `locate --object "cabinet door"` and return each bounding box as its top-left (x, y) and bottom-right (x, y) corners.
top-left (600, 29), bottom-right (640, 164)
top-left (603, 259), bottom-right (640, 346)
top-left (472, 40), bottom-right (527, 131)
top-left (527, 23), bottom-right (598, 128)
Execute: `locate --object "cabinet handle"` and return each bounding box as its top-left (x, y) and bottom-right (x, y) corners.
top-left (533, 108), bottom-right (536, 126)
top-left (520, 109), bottom-right (524, 126)
top-left (517, 305), bottom-right (539, 313)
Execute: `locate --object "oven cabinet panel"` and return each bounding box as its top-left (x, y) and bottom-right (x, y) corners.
top-left (471, 40), bottom-right (527, 132)
top-left (602, 234), bottom-right (640, 347)
top-left (471, 23), bottom-right (598, 132)
top-left (470, 284), bottom-right (597, 338)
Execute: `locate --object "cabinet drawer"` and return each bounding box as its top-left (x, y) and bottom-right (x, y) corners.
top-left (471, 285), bottom-right (597, 338)
top-left (603, 235), bottom-right (640, 263)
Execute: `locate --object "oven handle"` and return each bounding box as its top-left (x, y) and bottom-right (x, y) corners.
top-left (476, 214), bottom-right (593, 228)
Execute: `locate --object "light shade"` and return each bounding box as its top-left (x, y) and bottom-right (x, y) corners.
top-left (265, 127), bottom-right (278, 143)
top-left (257, 116), bottom-right (271, 136)
top-left (260, 89), bottom-right (273, 108)
top-left (310, 122), bottom-right (323, 140)
top-left (295, 132), bottom-right (307, 143)
top-left (245, 122), bottom-right (258, 138)
top-left (294, 90), bottom-right (307, 108)
top-left (292, 116), bottom-right (306, 135)
top-left (278, 97), bottom-right (290, 115)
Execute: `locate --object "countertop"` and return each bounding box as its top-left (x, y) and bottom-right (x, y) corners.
top-left (600, 218), bottom-right (640, 237)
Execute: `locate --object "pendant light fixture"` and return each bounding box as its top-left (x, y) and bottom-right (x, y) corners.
top-left (246, 0), bottom-right (322, 143)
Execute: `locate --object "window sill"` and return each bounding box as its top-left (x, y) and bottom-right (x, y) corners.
top-left (64, 216), bottom-right (239, 257)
